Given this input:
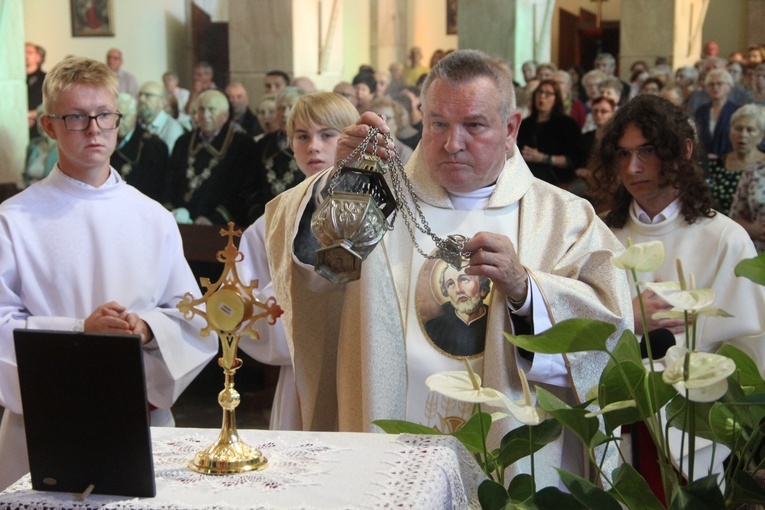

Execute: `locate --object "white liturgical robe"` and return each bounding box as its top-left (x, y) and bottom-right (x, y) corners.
top-left (0, 167), bottom-right (217, 490)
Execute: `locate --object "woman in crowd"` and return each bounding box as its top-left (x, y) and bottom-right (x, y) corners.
top-left (575, 96), bottom-right (616, 201)
top-left (369, 96), bottom-right (414, 164)
top-left (517, 79), bottom-right (584, 186)
top-left (727, 105), bottom-right (765, 251)
top-left (695, 69), bottom-right (740, 162)
top-left (247, 87), bottom-right (304, 222)
top-left (236, 92), bottom-right (360, 430)
top-left (708, 105), bottom-right (765, 215)
top-left (639, 77), bottom-right (664, 96)
top-left (253, 93), bottom-right (277, 142)
top-left (752, 63), bottom-right (765, 106)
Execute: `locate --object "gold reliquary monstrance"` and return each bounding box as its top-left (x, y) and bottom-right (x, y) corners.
top-left (177, 222), bottom-right (283, 474)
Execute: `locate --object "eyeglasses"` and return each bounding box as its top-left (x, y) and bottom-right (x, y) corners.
top-left (47, 112), bottom-right (122, 131)
top-left (537, 90), bottom-right (555, 97)
top-left (615, 145), bottom-right (659, 168)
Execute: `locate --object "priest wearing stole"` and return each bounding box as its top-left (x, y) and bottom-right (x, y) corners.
top-left (0, 56), bottom-right (217, 490)
top-left (265, 50), bottom-right (632, 487)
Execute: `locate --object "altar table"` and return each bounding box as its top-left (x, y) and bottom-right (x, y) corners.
top-left (0, 427), bottom-right (485, 509)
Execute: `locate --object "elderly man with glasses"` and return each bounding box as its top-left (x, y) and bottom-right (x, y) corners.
top-left (0, 56), bottom-right (217, 491)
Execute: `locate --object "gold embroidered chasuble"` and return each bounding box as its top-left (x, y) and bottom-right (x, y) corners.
top-left (265, 146), bottom-right (632, 482)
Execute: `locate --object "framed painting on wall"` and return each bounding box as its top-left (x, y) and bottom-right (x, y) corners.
top-left (447, 0), bottom-right (458, 35)
top-left (70, 0), bottom-right (114, 37)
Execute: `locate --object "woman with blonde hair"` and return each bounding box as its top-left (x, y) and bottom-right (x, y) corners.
top-left (236, 91), bottom-right (359, 430)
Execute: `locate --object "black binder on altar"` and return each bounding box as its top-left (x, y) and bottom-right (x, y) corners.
top-left (13, 330), bottom-right (156, 498)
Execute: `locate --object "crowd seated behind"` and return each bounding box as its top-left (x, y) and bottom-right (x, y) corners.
top-left (517, 78), bottom-right (584, 187)
top-left (137, 81), bottom-right (185, 153)
top-left (112, 93), bottom-right (169, 203)
top-left (245, 86), bottom-right (304, 224)
top-left (23, 104), bottom-right (57, 187)
top-left (225, 81), bottom-right (262, 137)
top-left (165, 89), bottom-right (257, 227)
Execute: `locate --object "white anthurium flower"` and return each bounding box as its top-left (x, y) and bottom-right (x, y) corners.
top-left (662, 346), bottom-right (736, 402)
top-left (424, 363), bottom-right (546, 425)
top-left (653, 307), bottom-right (734, 321)
top-left (585, 400), bottom-right (637, 418)
top-left (611, 240), bottom-right (665, 272)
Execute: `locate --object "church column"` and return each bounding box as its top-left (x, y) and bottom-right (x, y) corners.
top-left (620, 0), bottom-right (708, 73)
top-left (0, 0), bottom-right (27, 184)
top-left (456, 0), bottom-right (552, 80)
top-left (370, 0), bottom-right (409, 73)
top-left (228, 0), bottom-right (345, 100)
top-left (749, 0), bottom-right (765, 49)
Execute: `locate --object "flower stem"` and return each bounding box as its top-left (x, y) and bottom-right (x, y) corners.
top-left (529, 426), bottom-right (536, 492)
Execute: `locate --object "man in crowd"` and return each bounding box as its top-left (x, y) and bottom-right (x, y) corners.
top-left (26, 42), bottom-right (46, 139)
top-left (594, 52), bottom-right (630, 104)
top-left (225, 81), bottom-right (261, 137)
top-left (166, 89), bottom-right (258, 227)
top-left (264, 70), bottom-right (290, 95)
top-left (265, 49), bottom-right (632, 487)
top-left (404, 46), bottom-right (429, 86)
top-left (106, 48), bottom-right (138, 98)
top-left (185, 61), bottom-right (217, 114)
top-left (0, 56), bottom-right (216, 490)
top-left (137, 81), bottom-right (185, 153)
top-left (113, 93), bottom-right (169, 202)
top-left (333, 81), bottom-right (358, 108)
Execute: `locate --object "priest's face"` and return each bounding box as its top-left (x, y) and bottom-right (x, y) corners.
top-left (421, 77), bottom-right (520, 193)
top-left (40, 84), bottom-right (118, 179)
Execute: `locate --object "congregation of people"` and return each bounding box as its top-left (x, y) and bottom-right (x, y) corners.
top-left (6, 35), bottom-right (765, 498)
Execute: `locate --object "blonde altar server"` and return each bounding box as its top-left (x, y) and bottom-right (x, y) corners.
top-left (237, 92), bottom-right (359, 430)
top-left (0, 56), bottom-right (217, 490)
top-left (265, 50), bottom-right (633, 487)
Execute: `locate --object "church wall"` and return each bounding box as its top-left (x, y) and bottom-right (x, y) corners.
top-left (702, 0), bottom-right (748, 59)
top-left (410, 0), bottom-right (458, 68)
top-left (22, 0), bottom-right (190, 89)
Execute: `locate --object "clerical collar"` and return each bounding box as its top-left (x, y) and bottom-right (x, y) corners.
top-left (448, 184), bottom-right (497, 211)
top-left (632, 198), bottom-right (680, 225)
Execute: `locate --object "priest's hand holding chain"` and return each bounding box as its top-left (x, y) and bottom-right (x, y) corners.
top-left (462, 232), bottom-right (528, 303)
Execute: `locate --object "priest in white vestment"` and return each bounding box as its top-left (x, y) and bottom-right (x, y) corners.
top-left (0, 56), bottom-right (217, 490)
top-left (265, 50), bottom-right (633, 488)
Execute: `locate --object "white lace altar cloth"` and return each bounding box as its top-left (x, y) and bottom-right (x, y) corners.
top-left (0, 427), bottom-right (485, 509)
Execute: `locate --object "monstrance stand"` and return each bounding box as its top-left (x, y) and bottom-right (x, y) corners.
top-left (177, 222), bottom-right (283, 474)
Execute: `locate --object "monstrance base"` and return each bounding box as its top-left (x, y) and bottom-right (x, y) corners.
top-left (188, 435), bottom-right (268, 475)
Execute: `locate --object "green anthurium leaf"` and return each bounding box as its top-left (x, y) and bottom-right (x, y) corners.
top-left (497, 419), bottom-right (562, 468)
top-left (717, 343), bottom-right (765, 391)
top-left (729, 469), bottom-right (765, 507)
top-left (665, 395), bottom-right (715, 440)
top-left (452, 411), bottom-right (492, 454)
top-left (668, 474), bottom-right (725, 510)
top-left (536, 387), bottom-right (608, 449)
top-left (503, 318), bottom-right (615, 354)
top-left (478, 479), bottom-right (509, 510)
top-left (608, 462), bottom-right (667, 510)
top-left (370, 419), bottom-right (442, 435)
top-left (603, 330), bottom-right (643, 370)
top-left (709, 402), bottom-right (743, 448)
top-left (599, 360), bottom-right (647, 431)
top-left (734, 252), bottom-right (765, 286)
top-left (506, 474), bottom-right (535, 502)
top-left (529, 487), bottom-right (588, 509)
top-left (557, 469), bottom-right (622, 510)
top-left (644, 370), bottom-right (678, 410)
